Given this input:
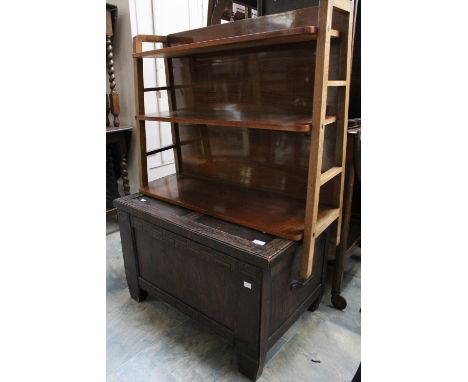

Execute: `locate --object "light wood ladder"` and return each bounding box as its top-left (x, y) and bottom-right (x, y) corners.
top-left (301, 0), bottom-right (354, 280)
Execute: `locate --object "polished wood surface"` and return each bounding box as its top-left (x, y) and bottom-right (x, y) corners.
top-left (134, 26), bottom-right (340, 59)
top-left (141, 173), bottom-right (306, 240)
top-left (167, 7), bottom-right (343, 44)
top-left (140, 173), bottom-right (337, 241)
top-left (137, 109), bottom-right (312, 132)
top-left (178, 125), bottom-right (309, 199)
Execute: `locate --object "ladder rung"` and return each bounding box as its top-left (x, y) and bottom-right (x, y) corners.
top-left (146, 143), bottom-right (176, 156)
top-left (324, 115), bottom-right (337, 125)
top-left (144, 86), bottom-right (170, 92)
top-left (330, 29), bottom-right (340, 38)
top-left (332, 0), bottom-right (353, 12)
top-left (328, 80), bottom-right (346, 87)
top-left (320, 166), bottom-right (343, 186)
top-left (315, 207), bottom-right (340, 237)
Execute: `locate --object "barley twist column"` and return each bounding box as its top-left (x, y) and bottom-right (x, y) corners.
top-left (107, 35), bottom-right (120, 127)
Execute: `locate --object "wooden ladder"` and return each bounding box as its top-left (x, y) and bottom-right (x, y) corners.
top-left (301, 0), bottom-right (354, 280)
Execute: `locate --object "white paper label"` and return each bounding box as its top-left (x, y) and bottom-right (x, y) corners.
top-left (252, 239), bottom-right (266, 246)
top-left (243, 281), bottom-right (252, 289)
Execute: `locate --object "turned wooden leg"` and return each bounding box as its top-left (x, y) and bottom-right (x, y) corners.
top-left (107, 35), bottom-right (120, 127)
top-left (121, 156), bottom-right (130, 195)
top-left (237, 351), bottom-right (265, 381)
top-left (106, 94), bottom-right (110, 127)
top-left (106, 146), bottom-right (119, 209)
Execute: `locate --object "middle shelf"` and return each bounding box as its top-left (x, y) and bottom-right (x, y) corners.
top-left (140, 174), bottom-right (339, 241)
top-left (137, 109), bottom-right (337, 132)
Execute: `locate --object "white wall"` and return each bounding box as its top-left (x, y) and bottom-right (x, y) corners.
top-left (110, 0), bottom-right (208, 193)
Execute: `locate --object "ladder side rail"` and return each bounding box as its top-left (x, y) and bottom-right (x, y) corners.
top-left (301, 0), bottom-right (335, 280)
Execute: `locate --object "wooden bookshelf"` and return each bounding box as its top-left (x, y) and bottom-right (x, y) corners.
top-left (133, 2), bottom-right (354, 280)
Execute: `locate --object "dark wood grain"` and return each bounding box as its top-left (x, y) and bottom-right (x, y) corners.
top-left (115, 194), bottom-right (330, 381)
top-left (169, 7), bottom-right (321, 44)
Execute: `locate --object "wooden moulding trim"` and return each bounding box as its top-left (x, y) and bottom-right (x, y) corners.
top-left (133, 26), bottom-right (340, 59)
top-left (319, 166), bottom-right (342, 186)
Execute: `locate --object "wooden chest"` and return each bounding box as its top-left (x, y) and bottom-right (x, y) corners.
top-left (115, 193), bottom-right (330, 380)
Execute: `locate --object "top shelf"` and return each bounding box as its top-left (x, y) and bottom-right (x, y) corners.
top-left (133, 26), bottom-right (340, 59)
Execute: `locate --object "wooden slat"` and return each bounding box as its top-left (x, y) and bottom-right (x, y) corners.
top-left (328, 80), bottom-right (347, 86)
top-left (324, 115), bottom-right (337, 125)
top-left (315, 207), bottom-right (340, 237)
top-left (137, 109), bottom-right (313, 132)
top-left (320, 166), bottom-right (342, 186)
top-left (146, 144), bottom-right (177, 157)
top-left (134, 26), bottom-right (340, 59)
top-left (143, 86), bottom-right (170, 92)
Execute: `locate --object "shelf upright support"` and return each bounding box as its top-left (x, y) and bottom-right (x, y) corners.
top-left (302, 0), bottom-right (353, 280)
top-left (133, 35), bottom-right (168, 189)
top-left (163, 39), bottom-right (182, 174)
top-left (301, 0), bottom-right (334, 280)
top-left (133, 36), bottom-right (148, 188)
top-left (333, 3), bottom-right (354, 245)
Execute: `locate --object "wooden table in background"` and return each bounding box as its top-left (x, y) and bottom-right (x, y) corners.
top-left (106, 126), bottom-right (133, 215)
top-left (331, 120), bottom-right (361, 310)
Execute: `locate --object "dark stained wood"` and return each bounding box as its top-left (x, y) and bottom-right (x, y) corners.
top-left (134, 26), bottom-right (339, 59)
top-left (139, 173), bottom-right (337, 241)
top-left (332, 122), bottom-right (361, 310)
top-left (169, 7), bottom-right (321, 44)
top-left (141, 174), bottom-right (305, 240)
top-left (114, 194), bottom-right (330, 381)
top-left (106, 126), bottom-right (133, 212)
top-left (169, 42), bottom-right (320, 127)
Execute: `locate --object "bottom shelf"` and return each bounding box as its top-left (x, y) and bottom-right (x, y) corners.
top-left (140, 174), bottom-right (339, 241)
